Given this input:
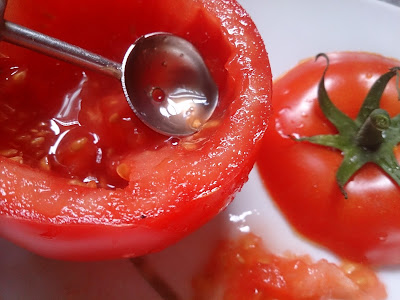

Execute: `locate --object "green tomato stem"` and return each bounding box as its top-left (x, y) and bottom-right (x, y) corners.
top-left (296, 54), bottom-right (400, 198)
top-left (355, 108), bottom-right (390, 150)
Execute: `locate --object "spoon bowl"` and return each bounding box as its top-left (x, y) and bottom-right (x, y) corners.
top-left (0, 0), bottom-right (218, 136)
top-left (122, 33), bottom-right (218, 136)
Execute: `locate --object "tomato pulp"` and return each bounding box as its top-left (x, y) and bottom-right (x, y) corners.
top-left (0, 0), bottom-right (272, 260)
top-left (257, 52), bottom-right (400, 265)
top-left (193, 233), bottom-right (386, 300)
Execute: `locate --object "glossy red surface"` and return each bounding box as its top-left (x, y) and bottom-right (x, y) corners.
top-left (257, 52), bottom-right (400, 265)
top-left (0, 0), bottom-right (271, 260)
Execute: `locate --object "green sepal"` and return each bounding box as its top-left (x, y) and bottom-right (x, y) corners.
top-left (296, 134), bottom-right (347, 151)
top-left (295, 54), bottom-right (400, 198)
top-left (356, 66), bottom-right (400, 125)
top-left (315, 53), bottom-right (356, 134)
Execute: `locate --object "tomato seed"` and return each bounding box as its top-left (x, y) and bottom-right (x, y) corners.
top-left (68, 179), bottom-right (86, 187)
top-left (342, 262), bottom-right (357, 274)
top-left (37, 121), bottom-right (48, 128)
top-left (3, 126), bottom-right (18, 134)
top-left (31, 136), bottom-right (45, 147)
top-left (109, 112), bottom-right (120, 123)
top-left (236, 253), bottom-right (246, 264)
top-left (0, 103), bottom-right (16, 115)
top-left (69, 137), bottom-right (88, 152)
top-left (0, 111), bottom-right (8, 122)
top-left (203, 119), bottom-right (220, 129)
top-left (181, 142), bottom-right (197, 151)
top-left (15, 134), bottom-right (31, 142)
top-left (9, 156), bottom-right (23, 164)
top-left (85, 181), bottom-right (97, 188)
top-left (0, 149), bottom-right (19, 157)
top-left (190, 119), bottom-right (202, 129)
top-left (35, 129), bottom-right (51, 137)
top-left (116, 163), bottom-right (130, 181)
top-left (12, 70), bottom-right (27, 82)
top-left (39, 156), bottom-right (51, 171)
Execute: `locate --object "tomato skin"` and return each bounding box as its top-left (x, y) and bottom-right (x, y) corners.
top-left (257, 52), bottom-right (400, 265)
top-left (0, 0), bottom-right (271, 260)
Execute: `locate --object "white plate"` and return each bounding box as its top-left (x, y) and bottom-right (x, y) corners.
top-left (1, 0), bottom-right (400, 299)
top-left (147, 0), bottom-right (400, 299)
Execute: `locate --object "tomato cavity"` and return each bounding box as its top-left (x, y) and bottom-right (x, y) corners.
top-left (0, 0), bottom-right (233, 190)
top-left (0, 0), bottom-right (273, 260)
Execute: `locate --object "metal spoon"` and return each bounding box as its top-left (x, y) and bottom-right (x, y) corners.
top-left (0, 1), bottom-right (218, 136)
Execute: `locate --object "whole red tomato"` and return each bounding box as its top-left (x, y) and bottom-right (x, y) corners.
top-left (0, 0), bottom-right (271, 260)
top-left (257, 52), bottom-right (400, 265)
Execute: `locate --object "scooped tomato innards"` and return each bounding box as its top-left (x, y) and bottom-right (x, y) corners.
top-left (0, 0), bottom-right (272, 260)
top-left (193, 233), bottom-right (387, 300)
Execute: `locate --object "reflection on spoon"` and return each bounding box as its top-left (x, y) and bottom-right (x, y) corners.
top-left (0, 0), bottom-right (218, 136)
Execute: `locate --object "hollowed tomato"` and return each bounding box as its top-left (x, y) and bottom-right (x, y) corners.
top-left (0, 0), bottom-right (271, 260)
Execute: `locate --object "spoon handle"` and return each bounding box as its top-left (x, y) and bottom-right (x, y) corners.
top-left (1, 21), bottom-right (122, 79)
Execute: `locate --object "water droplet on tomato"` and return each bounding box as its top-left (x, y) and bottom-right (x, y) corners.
top-left (185, 106), bottom-right (195, 117)
top-left (170, 137), bottom-right (180, 146)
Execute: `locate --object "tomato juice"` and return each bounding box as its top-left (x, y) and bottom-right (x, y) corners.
top-left (0, 0), bottom-right (234, 189)
top-left (193, 233), bottom-right (387, 300)
top-left (0, 0), bottom-right (272, 260)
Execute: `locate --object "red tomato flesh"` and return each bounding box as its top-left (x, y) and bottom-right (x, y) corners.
top-left (257, 52), bottom-right (400, 265)
top-left (0, 0), bottom-right (271, 260)
top-left (193, 233), bottom-right (387, 300)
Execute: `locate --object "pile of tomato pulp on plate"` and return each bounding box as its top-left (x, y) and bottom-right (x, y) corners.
top-left (193, 233), bottom-right (386, 300)
top-left (0, 0), bottom-right (272, 260)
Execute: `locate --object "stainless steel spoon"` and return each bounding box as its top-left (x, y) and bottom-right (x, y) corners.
top-left (0, 0), bottom-right (218, 136)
